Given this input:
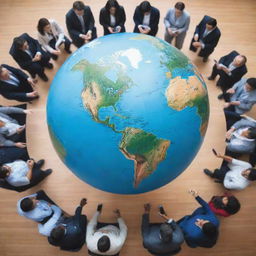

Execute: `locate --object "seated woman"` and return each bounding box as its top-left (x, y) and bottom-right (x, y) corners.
top-left (208, 193), bottom-right (240, 217)
top-left (0, 159), bottom-right (52, 192)
top-left (99, 0), bottom-right (126, 35)
top-left (37, 18), bottom-right (72, 60)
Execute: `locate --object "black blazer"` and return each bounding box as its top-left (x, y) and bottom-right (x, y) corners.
top-left (48, 206), bottom-right (87, 251)
top-left (190, 15), bottom-right (221, 56)
top-left (0, 64), bottom-right (30, 101)
top-left (66, 7), bottom-right (96, 43)
top-left (99, 6), bottom-right (126, 35)
top-left (218, 50), bottom-right (247, 88)
top-left (133, 6), bottom-right (160, 36)
top-left (9, 33), bottom-right (43, 70)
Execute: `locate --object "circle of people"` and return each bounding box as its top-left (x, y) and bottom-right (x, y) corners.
top-left (0, 1), bottom-right (256, 255)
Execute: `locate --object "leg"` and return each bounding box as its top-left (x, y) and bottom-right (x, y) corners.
top-left (189, 38), bottom-right (197, 52)
top-left (0, 147), bottom-right (29, 165)
top-left (39, 50), bottom-right (51, 67)
top-left (212, 161), bottom-right (230, 182)
top-left (224, 110), bottom-right (242, 130)
top-left (175, 32), bottom-right (186, 50)
top-left (164, 30), bottom-right (174, 44)
top-left (63, 36), bottom-right (72, 52)
top-left (249, 148), bottom-right (256, 166)
top-left (48, 38), bottom-right (58, 60)
top-left (209, 64), bottom-right (219, 79)
top-left (29, 167), bottom-right (51, 187)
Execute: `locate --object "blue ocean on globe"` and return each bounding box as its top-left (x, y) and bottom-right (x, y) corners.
top-left (47, 33), bottom-right (209, 194)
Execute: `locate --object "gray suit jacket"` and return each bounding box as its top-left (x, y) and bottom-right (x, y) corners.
top-left (230, 78), bottom-right (256, 114)
top-left (227, 117), bottom-right (256, 153)
top-left (141, 214), bottom-right (184, 256)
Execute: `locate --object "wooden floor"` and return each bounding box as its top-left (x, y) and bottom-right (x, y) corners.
top-left (0, 0), bottom-right (256, 255)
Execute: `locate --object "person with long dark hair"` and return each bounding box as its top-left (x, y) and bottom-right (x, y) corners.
top-left (37, 18), bottom-right (72, 60)
top-left (100, 0), bottom-right (126, 35)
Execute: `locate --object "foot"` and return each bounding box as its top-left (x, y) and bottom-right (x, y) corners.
top-left (36, 159), bottom-right (45, 168)
top-left (65, 48), bottom-right (72, 54)
top-left (217, 93), bottom-right (224, 100)
top-left (51, 54), bottom-right (58, 61)
top-left (45, 63), bottom-right (53, 69)
top-left (44, 169), bottom-right (53, 176)
top-left (203, 56), bottom-right (208, 63)
top-left (207, 76), bottom-right (214, 81)
top-left (203, 169), bottom-right (214, 177)
top-left (39, 73), bottom-right (49, 82)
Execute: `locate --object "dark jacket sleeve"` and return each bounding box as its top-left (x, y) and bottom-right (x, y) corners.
top-left (150, 8), bottom-right (160, 34)
top-left (204, 29), bottom-right (221, 52)
top-left (118, 6), bottom-right (126, 27)
top-left (1, 91), bottom-right (28, 101)
top-left (195, 196), bottom-right (212, 213)
top-left (141, 213), bottom-right (150, 236)
top-left (86, 6), bottom-right (95, 31)
top-left (133, 7), bottom-right (142, 28)
top-left (66, 11), bottom-right (81, 38)
top-left (99, 8), bottom-right (109, 29)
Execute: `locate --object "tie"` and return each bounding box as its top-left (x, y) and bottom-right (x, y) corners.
top-left (9, 74), bottom-right (20, 86)
top-left (25, 49), bottom-right (33, 58)
top-left (78, 15), bottom-right (86, 33)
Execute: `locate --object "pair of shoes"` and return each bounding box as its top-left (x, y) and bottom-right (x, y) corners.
top-left (203, 169), bottom-right (214, 177)
top-left (217, 93), bottom-right (224, 100)
top-left (39, 73), bottom-right (49, 82)
top-left (207, 76), bottom-right (215, 81)
top-left (65, 48), bottom-right (72, 54)
top-left (36, 159), bottom-right (45, 168)
top-left (44, 169), bottom-right (53, 176)
top-left (45, 63), bottom-right (53, 69)
top-left (203, 56), bottom-right (208, 62)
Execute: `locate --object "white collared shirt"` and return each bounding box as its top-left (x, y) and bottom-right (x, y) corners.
top-left (142, 13), bottom-right (151, 26)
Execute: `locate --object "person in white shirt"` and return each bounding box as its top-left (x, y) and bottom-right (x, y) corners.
top-left (17, 190), bottom-right (61, 223)
top-left (204, 151), bottom-right (256, 190)
top-left (37, 18), bottom-right (72, 60)
top-left (0, 159), bottom-right (52, 190)
top-left (86, 204), bottom-right (128, 256)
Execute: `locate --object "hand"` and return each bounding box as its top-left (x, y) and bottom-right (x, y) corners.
top-left (194, 34), bottom-right (199, 41)
top-left (192, 42), bottom-right (201, 48)
top-left (23, 109), bottom-right (33, 114)
top-left (158, 212), bottom-right (169, 221)
top-left (114, 209), bottom-right (121, 218)
top-left (216, 63), bottom-right (222, 70)
top-left (15, 142), bottom-right (26, 148)
top-left (80, 198), bottom-right (87, 207)
top-left (188, 189), bottom-right (198, 197)
top-left (97, 203), bottom-right (103, 212)
top-left (52, 49), bottom-right (61, 55)
top-left (144, 203), bottom-right (151, 213)
top-left (27, 159), bottom-right (34, 168)
top-left (27, 91), bottom-right (39, 98)
top-left (27, 77), bottom-right (36, 87)
top-left (226, 128), bottom-right (234, 140)
top-left (108, 27), bottom-right (114, 33)
top-left (17, 125), bottom-right (25, 134)
top-left (85, 32), bottom-right (92, 40)
top-left (226, 88), bottom-right (235, 94)
top-left (138, 26), bottom-right (147, 34)
top-left (223, 102), bottom-right (231, 109)
top-left (116, 26), bottom-right (121, 33)
top-left (167, 27), bottom-right (174, 36)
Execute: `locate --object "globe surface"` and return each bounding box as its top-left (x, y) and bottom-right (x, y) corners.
top-left (47, 33), bottom-right (209, 194)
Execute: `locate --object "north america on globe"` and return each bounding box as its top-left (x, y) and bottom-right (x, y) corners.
top-left (47, 33), bottom-right (209, 194)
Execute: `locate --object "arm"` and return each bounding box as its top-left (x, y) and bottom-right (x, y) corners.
top-left (202, 31), bottom-right (221, 50)
top-left (86, 211), bottom-right (100, 241)
top-left (38, 205), bottom-right (62, 236)
top-left (224, 172), bottom-right (246, 190)
top-left (117, 217), bottom-right (128, 246)
top-left (168, 219), bottom-right (184, 244)
top-left (99, 9), bottom-right (110, 29)
top-left (164, 9), bottom-right (172, 28)
top-left (233, 118), bottom-right (256, 130)
top-left (0, 134), bottom-right (16, 147)
top-left (141, 213), bottom-right (150, 236)
top-left (53, 20), bottom-right (65, 42)
top-left (0, 106), bottom-right (26, 115)
top-left (66, 14), bottom-right (82, 38)
top-left (178, 15), bottom-right (190, 34)
top-left (87, 7), bottom-right (95, 31)
top-left (151, 9), bottom-right (160, 32)
top-left (119, 7), bottom-right (126, 27)
top-left (38, 33), bottom-right (55, 53)
top-left (133, 7), bottom-right (141, 27)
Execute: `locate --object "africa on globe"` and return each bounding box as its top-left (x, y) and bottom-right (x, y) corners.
top-left (47, 32), bottom-right (209, 194)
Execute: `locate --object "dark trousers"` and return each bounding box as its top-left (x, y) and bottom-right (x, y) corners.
top-left (72, 27), bottom-right (97, 48)
top-left (224, 110), bottom-right (242, 130)
top-left (190, 39), bottom-right (212, 58)
top-left (212, 161), bottom-right (230, 183)
top-left (49, 36), bottom-right (72, 59)
top-left (0, 147), bottom-right (29, 165)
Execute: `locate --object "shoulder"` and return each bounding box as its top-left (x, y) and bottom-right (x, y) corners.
top-left (66, 9), bottom-right (74, 18)
top-left (152, 6), bottom-right (160, 14)
top-left (183, 10), bottom-right (190, 18)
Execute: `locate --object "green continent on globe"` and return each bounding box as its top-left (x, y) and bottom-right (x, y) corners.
top-left (48, 125), bottom-right (66, 162)
top-left (119, 127), bottom-right (170, 187)
top-left (72, 59), bottom-right (133, 131)
top-left (165, 75), bottom-right (209, 136)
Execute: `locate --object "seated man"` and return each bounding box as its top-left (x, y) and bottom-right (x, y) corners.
top-left (17, 190), bottom-right (61, 223)
top-left (204, 151), bottom-right (256, 190)
top-left (9, 33), bottom-right (52, 81)
top-left (223, 77), bottom-right (256, 113)
top-left (189, 16), bottom-right (221, 62)
top-left (208, 51), bottom-right (247, 94)
top-left (0, 159), bottom-right (52, 191)
top-left (66, 1), bottom-right (97, 48)
top-left (0, 64), bottom-right (38, 102)
top-left (141, 203), bottom-right (184, 256)
top-left (48, 198), bottom-right (87, 251)
top-left (178, 190), bottom-right (219, 248)
top-left (225, 115), bottom-right (256, 155)
top-left (86, 204), bottom-right (127, 256)
top-left (133, 1), bottom-right (160, 36)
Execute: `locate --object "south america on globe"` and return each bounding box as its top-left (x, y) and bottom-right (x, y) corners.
top-left (47, 33), bottom-right (209, 194)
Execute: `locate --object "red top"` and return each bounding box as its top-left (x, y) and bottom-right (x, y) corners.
top-left (208, 201), bottom-right (231, 217)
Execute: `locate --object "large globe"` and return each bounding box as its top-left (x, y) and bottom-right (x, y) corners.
top-left (47, 33), bottom-right (209, 194)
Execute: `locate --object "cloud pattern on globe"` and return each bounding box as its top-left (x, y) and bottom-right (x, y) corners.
top-left (47, 33), bottom-right (209, 194)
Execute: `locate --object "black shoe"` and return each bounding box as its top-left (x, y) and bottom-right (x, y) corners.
top-left (217, 93), bottom-right (224, 100)
top-left (207, 76), bottom-right (214, 81)
top-left (36, 159), bottom-right (45, 168)
top-left (203, 56), bottom-right (208, 63)
top-left (44, 169), bottom-right (53, 176)
top-left (65, 48), bottom-right (72, 54)
top-left (204, 169), bottom-right (214, 177)
top-left (51, 54), bottom-right (58, 60)
top-left (39, 73), bottom-right (49, 82)
top-left (45, 63), bottom-right (53, 69)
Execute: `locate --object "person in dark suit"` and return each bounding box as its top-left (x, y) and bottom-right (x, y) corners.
top-left (0, 64), bottom-right (39, 102)
top-left (9, 33), bottom-right (52, 82)
top-left (208, 51), bottom-right (247, 96)
top-left (141, 203), bottom-right (184, 256)
top-left (48, 198), bottom-right (87, 251)
top-left (66, 1), bottom-right (97, 48)
top-left (190, 16), bottom-right (221, 62)
top-left (133, 1), bottom-right (160, 36)
top-left (99, 0), bottom-right (126, 36)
